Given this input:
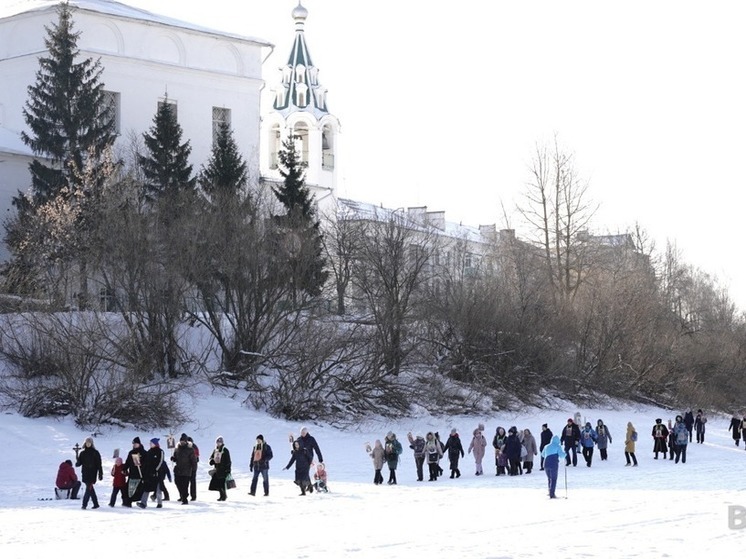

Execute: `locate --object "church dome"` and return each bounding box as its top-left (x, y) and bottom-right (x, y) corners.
top-left (292, 2), bottom-right (308, 23)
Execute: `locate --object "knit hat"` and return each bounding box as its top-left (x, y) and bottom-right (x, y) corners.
top-left (132, 437), bottom-right (141, 445)
top-left (542, 423), bottom-right (548, 429)
top-left (114, 457), bottom-right (123, 465)
top-left (150, 438), bottom-right (160, 446)
top-left (567, 418), bottom-right (573, 423)
top-left (180, 433), bottom-right (188, 442)
top-left (256, 434), bottom-right (264, 441)
top-left (655, 418), bottom-right (662, 424)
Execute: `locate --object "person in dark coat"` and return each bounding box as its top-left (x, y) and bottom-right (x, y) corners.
top-left (154, 460), bottom-right (171, 502)
top-left (504, 427), bottom-right (523, 476)
top-left (539, 424), bottom-right (553, 471)
top-left (442, 428), bottom-right (465, 478)
top-left (683, 410), bottom-right (695, 442)
top-left (76, 437), bottom-right (103, 509)
top-left (492, 427), bottom-right (508, 476)
top-left (55, 459), bottom-right (81, 499)
top-left (298, 427), bottom-right (324, 463)
top-left (595, 420), bottom-right (612, 461)
top-left (249, 434), bottom-right (273, 496)
top-left (187, 436), bottom-right (199, 501)
top-left (137, 438), bottom-right (165, 508)
top-left (383, 432), bottom-right (403, 484)
top-left (407, 432), bottom-right (426, 481)
top-left (560, 419), bottom-right (581, 467)
top-left (123, 436), bottom-right (146, 507)
top-left (171, 433), bottom-right (197, 504)
top-left (284, 440), bottom-right (313, 495)
top-left (741, 417), bottom-right (746, 449)
top-left (729, 415), bottom-right (742, 447)
top-left (208, 436), bottom-right (232, 501)
top-left (652, 419), bottom-right (669, 459)
top-left (694, 410), bottom-right (707, 443)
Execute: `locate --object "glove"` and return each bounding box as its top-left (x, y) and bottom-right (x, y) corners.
top-left (98, 474), bottom-right (103, 481)
top-left (249, 465), bottom-right (253, 472)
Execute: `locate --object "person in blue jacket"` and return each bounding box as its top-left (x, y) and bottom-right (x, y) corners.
top-left (541, 435), bottom-right (567, 499)
top-left (580, 422), bottom-right (598, 467)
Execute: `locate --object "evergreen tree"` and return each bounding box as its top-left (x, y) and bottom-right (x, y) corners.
top-left (138, 100), bottom-right (195, 200)
top-left (21, 2), bottom-right (116, 205)
top-left (199, 123), bottom-right (248, 198)
top-left (273, 138), bottom-right (328, 299)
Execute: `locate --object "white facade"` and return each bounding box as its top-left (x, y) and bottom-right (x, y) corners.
top-left (0, 0), bottom-right (272, 259)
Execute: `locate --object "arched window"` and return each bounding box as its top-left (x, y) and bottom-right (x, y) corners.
top-left (322, 124), bottom-right (334, 170)
top-left (269, 124), bottom-right (281, 170)
top-left (295, 82), bottom-right (308, 107)
top-left (293, 122), bottom-right (309, 163)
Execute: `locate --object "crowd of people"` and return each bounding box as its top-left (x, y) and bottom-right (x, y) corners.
top-left (54, 427), bottom-right (326, 508)
top-left (54, 408), bottom-right (737, 507)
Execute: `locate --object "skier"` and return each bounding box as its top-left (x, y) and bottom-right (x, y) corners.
top-left (249, 434), bottom-right (273, 497)
top-left (442, 428), bottom-right (465, 478)
top-left (694, 410), bottom-right (707, 443)
top-left (651, 419), bottom-right (669, 459)
top-left (560, 419), bottom-right (581, 467)
top-left (580, 422), bottom-right (598, 467)
top-left (540, 435), bottom-right (566, 499)
top-left (467, 425), bottom-right (487, 476)
top-left (76, 437), bottom-right (103, 510)
top-left (407, 432), bottom-right (426, 481)
top-left (595, 420), bottom-right (612, 461)
top-left (539, 424), bottom-right (553, 471)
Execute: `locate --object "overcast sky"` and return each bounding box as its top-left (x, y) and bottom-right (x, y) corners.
top-left (70, 1), bottom-right (746, 309)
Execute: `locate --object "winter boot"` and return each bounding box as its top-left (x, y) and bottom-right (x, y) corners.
top-left (450, 471), bottom-right (455, 479)
top-left (455, 469), bottom-right (461, 478)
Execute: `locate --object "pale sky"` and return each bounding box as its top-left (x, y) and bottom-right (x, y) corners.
top-left (42, 1), bottom-right (746, 308)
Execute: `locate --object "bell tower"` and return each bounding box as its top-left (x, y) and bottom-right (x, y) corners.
top-left (261, 2), bottom-right (340, 217)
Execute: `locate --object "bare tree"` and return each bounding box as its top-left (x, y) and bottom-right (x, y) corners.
top-left (320, 206), bottom-right (364, 315)
top-left (351, 212), bottom-right (439, 376)
top-left (518, 137), bottom-right (597, 313)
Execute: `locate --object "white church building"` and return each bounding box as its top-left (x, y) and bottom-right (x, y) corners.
top-left (0, 0), bottom-right (495, 272)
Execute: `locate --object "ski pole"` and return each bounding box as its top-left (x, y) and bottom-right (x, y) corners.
top-left (564, 462), bottom-right (568, 499)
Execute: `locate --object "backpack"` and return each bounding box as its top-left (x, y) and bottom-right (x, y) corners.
top-left (631, 431), bottom-right (638, 442)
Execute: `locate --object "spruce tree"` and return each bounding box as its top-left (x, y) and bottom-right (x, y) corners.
top-left (199, 123), bottom-right (248, 198)
top-left (273, 138), bottom-right (328, 299)
top-left (21, 2), bottom-right (116, 205)
top-left (138, 100), bottom-right (195, 200)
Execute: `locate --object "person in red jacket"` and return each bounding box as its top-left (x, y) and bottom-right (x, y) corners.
top-left (108, 457), bottom-right (126, 507)
top-left (55, 459), bottom-right (81, 499)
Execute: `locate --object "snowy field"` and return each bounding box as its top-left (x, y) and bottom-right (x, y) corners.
top-left (0, 393), bottom-right (744, 558)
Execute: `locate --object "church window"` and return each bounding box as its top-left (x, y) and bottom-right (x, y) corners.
top-left (322, 124), bottom-right (334, 170)
top-left (295, 64), bottom-right (306, 83)
top-left (269, 124), bottom-right (281, 170)
top-left (158, 98), bottom-right (178, 121)
top-left (295, 83), bottom-right (308, 107)
top-left (293, 122), bottom-right (309, 163)
top-left (102, 90), bottom-right (121, 134)
top-left (212, 106), bottom-right (231, 146)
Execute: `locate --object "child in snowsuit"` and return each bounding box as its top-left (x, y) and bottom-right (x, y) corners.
top-left (313, 463), bottom-right (329, 492)
top-left (443, 428), bottom-right (465, 478)
top-left (284, 440), bottom-right (313, 495)
top-left (108, 457), bottom-right (126, 507)
top-left (366, 440), bottom-right (386, 484)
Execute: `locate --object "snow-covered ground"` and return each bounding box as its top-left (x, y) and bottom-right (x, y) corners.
top-left (0, 393), bottom-right (743, 558)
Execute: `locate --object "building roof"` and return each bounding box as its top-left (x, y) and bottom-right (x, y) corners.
top-left (271, 2), bottom-right (329, 119)
top-left (0, 0), bottom-right (273, 47)
top-left (0, 127), bottom-right (32, 156)
top-left (337, 198), bottom-right (486, 244)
